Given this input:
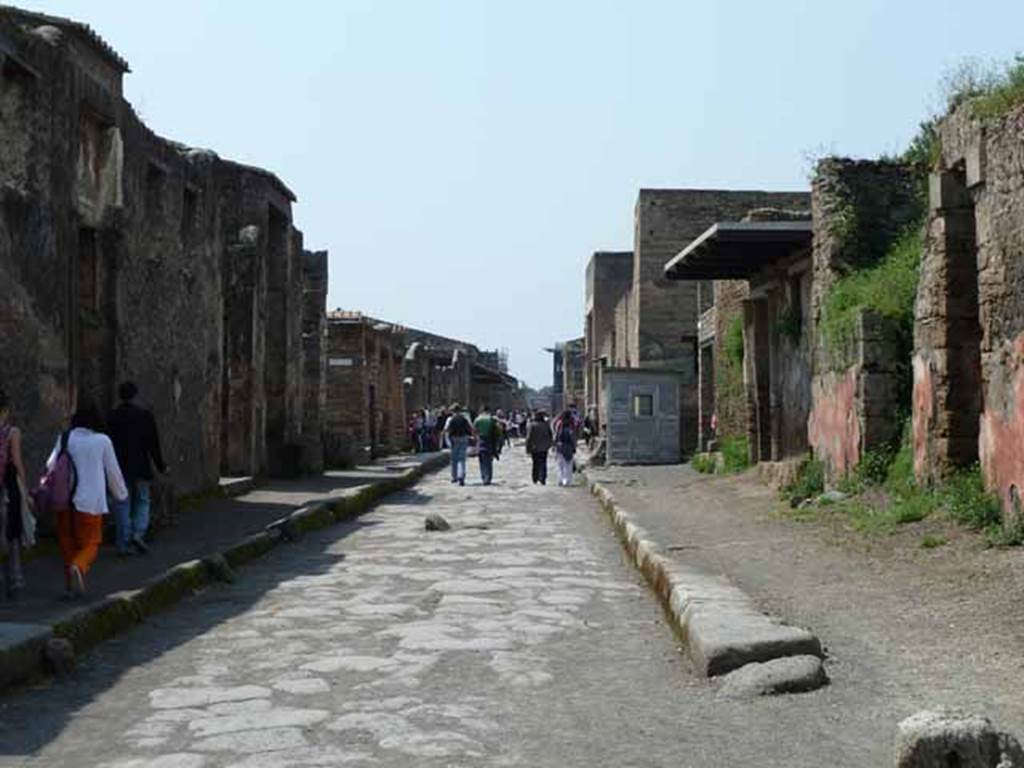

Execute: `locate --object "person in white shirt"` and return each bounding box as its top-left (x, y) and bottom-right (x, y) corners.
top-left (48, 399), bottom-right (128, 598)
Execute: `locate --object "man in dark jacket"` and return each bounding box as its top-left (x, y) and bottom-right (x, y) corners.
top-left (525, 411), bottom-right (553, 485)
top-left (109, 381), bottom-right (166, 555)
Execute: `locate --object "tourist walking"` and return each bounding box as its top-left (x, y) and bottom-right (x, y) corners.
top-left (525, 410), bottom-right (552, 485)
top-left (554, 409), bottom-right (577, 487)
top-left (442, 404), bottom-right (473, 486)
top-left (0, 388), bottom-right (34, 598)
top-left (50, 398), bottom-right (128, 597)
top-left (473, 405), bottom-right (503, 485)
top-left (108, 382), bottom-right (166, 556)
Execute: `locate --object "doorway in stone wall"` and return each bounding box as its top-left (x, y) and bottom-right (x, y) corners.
top-left (699, 342), bottom-right (715, 449)
top-left (75, 226), bottom-right (116, 412)
top-left (939, 167), bottom-right (983, 469)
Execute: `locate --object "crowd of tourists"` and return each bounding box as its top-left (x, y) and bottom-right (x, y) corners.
top-left (411, 401), bottom-right (586, 488)
top-left (0, 382), bottom-right (166, 601)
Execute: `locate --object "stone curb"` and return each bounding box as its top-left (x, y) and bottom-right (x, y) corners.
top-left (0, 453), bottom-right (450, 693)
top-left (584, 472), bottom-right (823, 678)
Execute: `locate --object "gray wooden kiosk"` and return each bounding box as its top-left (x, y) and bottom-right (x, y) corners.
top-left (602, 368), bottom-right (681, 464)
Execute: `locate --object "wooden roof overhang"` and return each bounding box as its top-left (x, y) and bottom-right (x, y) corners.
top-left (664, 221), bottom-right (813, 280)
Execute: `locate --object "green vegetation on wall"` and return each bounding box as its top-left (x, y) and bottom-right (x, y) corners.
top-left (820, 225), bottom-right (923, 356)
top-left (942, 55), bottom-right (1024, 121)
top-left (724, 315), bottom-right (744, 367)
top-left (716, 315), bottom-right (745, 414)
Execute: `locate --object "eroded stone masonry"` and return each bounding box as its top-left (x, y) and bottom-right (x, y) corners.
top-left (916, 103), bottom-right (1024, 521)
top-left (576, 99), bottom-right (1024, 526)
top-left (0, 7), bottom-right (519, 521)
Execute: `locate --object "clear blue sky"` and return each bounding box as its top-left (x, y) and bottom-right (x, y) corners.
top-left (26, 1), bottom-right (1024, 387)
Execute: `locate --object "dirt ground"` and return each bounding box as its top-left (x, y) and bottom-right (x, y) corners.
top-left (587, 462), bottom-right (1024, 737)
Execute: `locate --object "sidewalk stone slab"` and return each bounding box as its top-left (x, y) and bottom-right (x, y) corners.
top-left (0, 623), bottom-right (51, 689)
top-left (585, 470), bottom-right (823, 680)
top-left (717, 655), bottom-right (827, 698)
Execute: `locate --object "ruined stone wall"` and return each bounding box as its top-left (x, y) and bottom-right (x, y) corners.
top-left (0, 10), bottom-right (323, 497)
top-left (630, 189), bottom-right (808, 455)
top-left (916, 103), bottom-right (1024, 518)
top-left (584, 251), bottom-right (632, 422)
top-left (402, 343), bottom-right (429, 415)
top-left (807, 160), bottom-right (922, 481)
top-left (561, 339), bottom-right (585, 410)
top-left (612, 289), bottom-right (632, 369)
top-left (324, 322), bottom-right (369, 466)
top-left (300, 250), bottom-right (328, 473)
top-left (370, 330), bottom-right (407, 455)
top-left (711, 280), bottom-right (749, 441)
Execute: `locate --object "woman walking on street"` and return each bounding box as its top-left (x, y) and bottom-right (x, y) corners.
top-left (50, 398), bottom-right (128, 598)
top-left (525, 410), bottom-right (552, 485)
top-left (554, 409), bottom-right (577, 487)
top-left (0, 388), bottom-right (34, 598)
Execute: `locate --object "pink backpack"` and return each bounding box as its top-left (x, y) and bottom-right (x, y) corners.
top-left (33, 431), bottom-right (76, 515)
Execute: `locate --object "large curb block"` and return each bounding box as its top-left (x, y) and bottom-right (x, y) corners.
top-left (585, 472), bottom-right (823, 678)
top-left (0, 452), bottom-right (450, 693)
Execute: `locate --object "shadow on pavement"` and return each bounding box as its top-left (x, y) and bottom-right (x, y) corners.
top-left (0, 503), bottom-right (393, 758)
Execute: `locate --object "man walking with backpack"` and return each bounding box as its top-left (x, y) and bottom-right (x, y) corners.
top-left (108, 382), bottom-right (167, 556)
top-left (441, 404), bottom-right (473, 486)
top-left (473, 405), bottom-right (503, 486)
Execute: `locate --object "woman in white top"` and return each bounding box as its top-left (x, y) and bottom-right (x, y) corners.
top-left (48, 399), bottom-right (128, 598)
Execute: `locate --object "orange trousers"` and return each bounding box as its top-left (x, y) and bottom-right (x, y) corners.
top-left (55, 508), bottom-right (103, 584)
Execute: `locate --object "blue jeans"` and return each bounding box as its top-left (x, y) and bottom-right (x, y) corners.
top-left (115, 480), bottom-right (151, 551)
top-left (479, 452), bottom-right (494, 485)
top-left (449, 438), bottom-right (468, 482)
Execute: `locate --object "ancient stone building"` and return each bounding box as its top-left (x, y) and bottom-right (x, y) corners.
top-left (665, 208), bottom-right (813, 471)
top-left (323, 314), bottom-right (519, 464)
top-left (808, 160), bottom-right (922, 480)
top-left (584, 251), bottom-right (633, 429)
top-left (915, 101), bottom-right (1024, 521)
top-left (560, 337), bottom-right (585, 413)
top-left (0, 7), bottom-right (327, 500)
top-left (663, 162), bottom-right (924, 484)
top-left (324, 312), bottom-right (406, 465)
top-left (630, 189), bottom-right (809, 455)
top-left (471, 350), bottom-right (521, 413)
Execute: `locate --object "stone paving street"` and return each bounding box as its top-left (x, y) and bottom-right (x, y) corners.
top-left (2, 451), bottom-right (893, 767)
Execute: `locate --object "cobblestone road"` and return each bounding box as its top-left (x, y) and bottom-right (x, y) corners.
top-left (0, 452), bottom-right (883, 767)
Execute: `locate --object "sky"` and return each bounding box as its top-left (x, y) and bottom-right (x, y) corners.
top-left (24, 0), bottom-right (1024, 387)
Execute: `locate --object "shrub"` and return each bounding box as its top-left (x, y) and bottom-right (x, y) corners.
top-left (970, 55), bottom-right (1024, 120)
top-left (857, 449), bottom-right (894, 486)
top-left (691, 453), bottom-right (715, 474)
top-left (900, 120), bottom-right (941, 169)
top-left (720, 436), bottom-right (750, 474)
top-left (889, 491), bottom-right (938, 525)
top-left (941, 465), bottom-right (1001, 530)
top-left (985, 520), bottom-right (1024, 548)
top-left (820, 226), bottom-right (923, 358)
top-left (785, 458), bottom-right (825, 503)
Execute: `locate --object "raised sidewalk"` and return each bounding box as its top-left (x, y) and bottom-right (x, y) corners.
top-left (0, 451), bottom-right (448, 692)
top-left (582, 461), bottom-right (1024, 728)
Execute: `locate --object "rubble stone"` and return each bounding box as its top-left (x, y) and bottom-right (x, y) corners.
top-left (895, 709), bottom-right (1024, 768)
